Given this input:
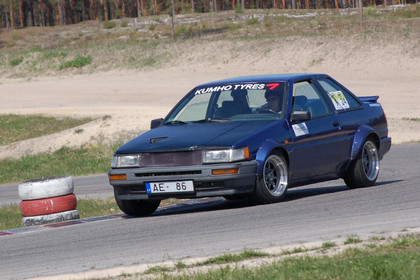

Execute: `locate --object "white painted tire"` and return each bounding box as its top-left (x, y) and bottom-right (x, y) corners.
top-left (22, 210), bottom-right (80, 227)
top-left (18, 176), bottom-right (74, 201)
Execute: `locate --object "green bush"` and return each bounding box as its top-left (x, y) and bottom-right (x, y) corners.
top-left (103, 21), bottom-right (116, 29)
top-left (59, 55), bottom-right (92, 70)
top-left (364, 7), bottom-right (377, 17)
top-left (115, 9), bottom-right (123, 19)
top-left (235, 4), bottom-right (244, 13)
top-left (246, 18), bottom-right (259, 25)
top-left (175, 25), bottom-right (188, 37)
top-left (10, 57), bottom-right (24, 66)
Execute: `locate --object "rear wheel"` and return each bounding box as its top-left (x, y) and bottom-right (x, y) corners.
top-left (114, 190), bottom-right (160, 217)
top-left (253, 152), bottom-right (288, 204)
top-left (344, 139), bottom-right (379, 189)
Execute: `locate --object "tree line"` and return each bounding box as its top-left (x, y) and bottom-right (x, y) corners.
top-left (0, 0), bottom-right (415, 29)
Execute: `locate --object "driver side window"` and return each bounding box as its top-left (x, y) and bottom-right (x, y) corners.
top-left (293, 81), bottom-right (331, 119)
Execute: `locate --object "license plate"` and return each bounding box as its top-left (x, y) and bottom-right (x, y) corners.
top-left (146, 181), bottom-right (194, 194)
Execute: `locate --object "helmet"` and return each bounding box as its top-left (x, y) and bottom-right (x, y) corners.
top-left (264, 91), bottom-right (282, 99)
top-left (231, 89), bottom-right (248, 99)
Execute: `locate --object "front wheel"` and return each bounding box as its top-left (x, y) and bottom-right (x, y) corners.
top-left (344, 139), bottom-right (379, 189)
top-left (114, 191), bottom-right (160, 217)
top-left (253, 152), bottom-right (288, 204)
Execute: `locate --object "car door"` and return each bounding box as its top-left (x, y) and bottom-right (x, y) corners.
top-left (290, 80), bottom-right (349, 181)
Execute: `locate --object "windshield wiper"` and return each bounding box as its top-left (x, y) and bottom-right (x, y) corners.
top-left (163, 120), bottom-right (189, 125)
top-left (192, 118), bottom-right (231, 123)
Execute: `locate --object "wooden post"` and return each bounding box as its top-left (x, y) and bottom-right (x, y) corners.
top-left (19, 0), bottom-right (26, 27)
top-left (170, 0), bottom-right (175, 39)
top-left (10, 0), bottom-right (15, 29)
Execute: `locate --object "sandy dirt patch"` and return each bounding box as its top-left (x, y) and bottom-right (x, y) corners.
top-left (1, 37), bottom-right (419, 159)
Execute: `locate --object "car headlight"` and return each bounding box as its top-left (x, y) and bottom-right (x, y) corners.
top-left (203, 147), bottom-right (249, 163)
top-left (111, 155), bottom-right (140, 168)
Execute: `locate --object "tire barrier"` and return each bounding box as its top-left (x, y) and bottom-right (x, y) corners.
top-left (18, 176), bottom-right (80, 227)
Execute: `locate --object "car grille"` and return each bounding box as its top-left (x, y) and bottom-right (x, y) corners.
top-left (135, 170), bottom-right (202, 177)
top-left (139, 151), bottom-right (202, 167)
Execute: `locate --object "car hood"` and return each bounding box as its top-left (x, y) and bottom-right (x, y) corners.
top-left (116, 120), bottom-right (275, 154)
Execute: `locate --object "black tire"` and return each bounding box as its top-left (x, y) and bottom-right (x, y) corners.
top-left (253, 152), bottom-right (288, 204)
top-left (344, 139), bottom-right (379, 189)
top-left (114, 191), bottom-right (160, 217)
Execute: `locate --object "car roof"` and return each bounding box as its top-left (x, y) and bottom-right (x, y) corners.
top-left (198, 73), bottom-right (329, 87)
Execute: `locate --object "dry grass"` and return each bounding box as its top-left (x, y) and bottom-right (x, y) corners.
top-left (1, 7), bottom-right (419, 79)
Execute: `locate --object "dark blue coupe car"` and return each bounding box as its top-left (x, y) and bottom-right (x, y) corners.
top-left (108, 74), bottom-right (391, 216)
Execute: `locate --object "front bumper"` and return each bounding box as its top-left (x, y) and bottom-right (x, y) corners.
top-left (109, 160), bottom-right (258, 200)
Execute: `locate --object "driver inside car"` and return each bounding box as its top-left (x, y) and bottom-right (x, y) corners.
top-left (264, 91), bottom-right (283, 112)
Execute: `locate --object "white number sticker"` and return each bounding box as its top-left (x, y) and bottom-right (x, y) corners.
top-left (328, 91), bottom-right (350, 110)
top-left (292, 123), bottom-right (309, 137)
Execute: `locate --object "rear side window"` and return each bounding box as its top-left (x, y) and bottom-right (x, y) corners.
top-left (317, 78), bottom-right (361, 111)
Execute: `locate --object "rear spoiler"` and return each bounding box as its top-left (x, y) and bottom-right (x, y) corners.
top-left (359, 96), bottom-right (379, 103)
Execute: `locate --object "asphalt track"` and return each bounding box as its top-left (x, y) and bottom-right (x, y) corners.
top-left (0, 143), bottom-right (419, 280)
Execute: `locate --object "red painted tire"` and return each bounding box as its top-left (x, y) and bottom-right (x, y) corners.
top-left (20, 194), bottom-right (77, 217)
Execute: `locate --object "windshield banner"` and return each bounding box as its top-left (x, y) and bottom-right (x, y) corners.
top-left (195, 83), bottom-right (281, 95)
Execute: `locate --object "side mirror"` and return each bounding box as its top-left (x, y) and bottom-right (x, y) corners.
top-left (150, 118), bottom-right (164, 129)
top-left (291, 111), bottom-right (311, 123)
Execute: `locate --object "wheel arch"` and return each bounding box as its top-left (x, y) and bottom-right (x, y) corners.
top-left (350, 125), bottom-right (380, 161)
top-left (255, 139), bottom-right (290, 177)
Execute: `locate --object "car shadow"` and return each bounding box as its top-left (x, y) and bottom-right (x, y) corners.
top-left (122, 179), bottom-right (403, 218)
top-left (152, 197), bottom-right (249, 217)
top-left (284, 185), bottom-right (348, 202)
top-left (373, 180), bottom-right (403, 186)
top-left (144, 186), bottom-right (348, 217)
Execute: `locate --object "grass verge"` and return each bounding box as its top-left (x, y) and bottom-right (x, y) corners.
top-left (0, 114), bottom-right (94, 145)
top-left (0, 204), bottom-right (22, 230)
top-left (194, 250), bottom-right (270, 266)
top-left (108, 234), bottom-right (420, 280)
top-left (76, 197), bottom-right (119, 218)
top-left (0, 142), bottom-right (121, 184)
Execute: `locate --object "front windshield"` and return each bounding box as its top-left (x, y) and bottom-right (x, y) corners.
top-left (166, 82), bottom-right (287, 123)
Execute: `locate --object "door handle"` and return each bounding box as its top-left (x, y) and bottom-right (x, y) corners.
top-left (332, 120), bottom-right (339, 127)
